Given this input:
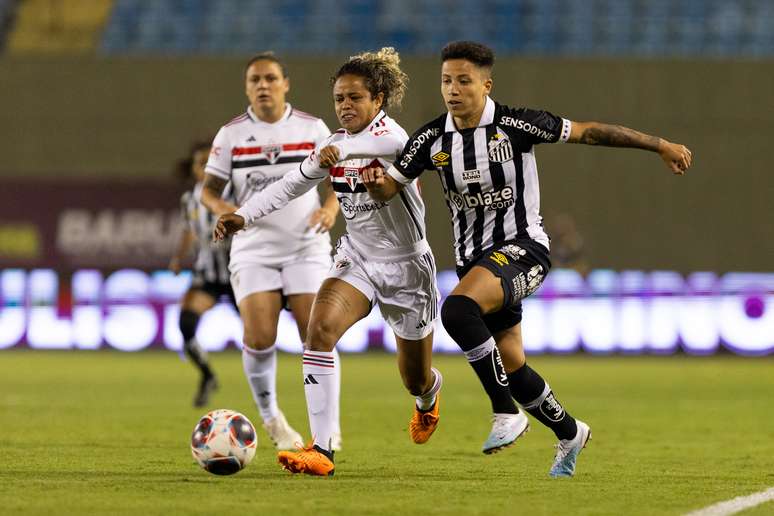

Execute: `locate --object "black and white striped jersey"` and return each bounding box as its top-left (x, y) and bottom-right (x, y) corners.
top-left (180, 182), bottom-right (233, 284)
top-left (388, 97), bottom-right (571, 267)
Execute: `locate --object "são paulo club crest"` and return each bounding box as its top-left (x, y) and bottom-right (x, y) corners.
top-left (263, 143), bottom-right (282, 164)
top-left (344, 167), bottom-right (360, 191)
top-left (488, 132), bottom-right (513, 164)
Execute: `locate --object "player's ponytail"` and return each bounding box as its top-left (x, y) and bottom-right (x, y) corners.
top-left (332, 47), bottom-right (408, 112)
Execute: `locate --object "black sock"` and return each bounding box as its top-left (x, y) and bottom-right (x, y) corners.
top-left (180, 310), bottom-right (213, 378)
top-left (441, 295), bottom-right (518, 414)
top-left (507, 363), bottom-right (577, 440)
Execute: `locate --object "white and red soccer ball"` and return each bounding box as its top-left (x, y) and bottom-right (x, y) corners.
top-left (191, 409), bottom-right (257, 475)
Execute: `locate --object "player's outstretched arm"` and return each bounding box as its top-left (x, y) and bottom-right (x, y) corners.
top-left (568, 121), bottom-right (693, 175)
top-left (361, 166), bottom-right (403, 201)
top-left (220, 164), bottom-right (325, 241)
top-left (201, 174), bottom-right (239, 215)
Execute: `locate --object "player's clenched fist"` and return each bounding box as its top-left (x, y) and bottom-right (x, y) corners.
top-left (213, 213), bottom-right (245, 241)
top-left (361, 166), bottom-right (386, 188)
top-left (658, 140), bottom-right (693, 175)
top-left (318, 145), bottom-right (341, 168)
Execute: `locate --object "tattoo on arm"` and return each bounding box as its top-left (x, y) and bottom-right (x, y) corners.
top-left (202, 174), bottom-right (228, 197)
top-left (579, 124), bottom-right (660, 152)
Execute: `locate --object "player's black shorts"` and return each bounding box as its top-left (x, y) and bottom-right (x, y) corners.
top-left (456, 239), bottom-right (551, 333)
top-left (191, 273), bottom-right (237, 307)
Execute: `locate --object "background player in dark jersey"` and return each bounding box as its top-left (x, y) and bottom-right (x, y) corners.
top-left (169, 140), bottom-right (237, 407)
top-left (361, 41), bottom-right (693, 477)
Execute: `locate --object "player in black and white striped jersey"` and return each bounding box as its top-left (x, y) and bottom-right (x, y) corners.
top-left (169, 140), bottom-right (236, 407)
top-left (363, 41), bottom-right (693, 477)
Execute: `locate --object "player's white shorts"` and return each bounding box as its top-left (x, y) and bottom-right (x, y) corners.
top-left (230, 253), bottom-right (331, 305)
top-left (328, 235), bottom-right (439, 340)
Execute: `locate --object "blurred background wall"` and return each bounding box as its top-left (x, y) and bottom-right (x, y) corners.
top-left (2, 57), bottom-right (772, 272)
top-left (1, 0), bottom-right (772, 273)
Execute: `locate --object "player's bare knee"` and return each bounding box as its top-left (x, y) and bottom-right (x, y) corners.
top-left (305, 318), bottom-right (339, 350)
top-left (242, 328), bottom-right (277, 350)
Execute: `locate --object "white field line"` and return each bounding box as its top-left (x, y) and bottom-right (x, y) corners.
top-left (683, 486), bottom-right (774, 516)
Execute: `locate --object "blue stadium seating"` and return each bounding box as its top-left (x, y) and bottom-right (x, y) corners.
top-left (99, 0), bottom-right (774, 56)
top-left (0, 0), bottom-right (17, 49)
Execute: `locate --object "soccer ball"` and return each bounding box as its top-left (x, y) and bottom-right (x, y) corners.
top-left (191, 409), bottom-right (257, 475)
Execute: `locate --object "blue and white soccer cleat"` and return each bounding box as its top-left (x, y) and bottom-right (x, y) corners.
top-left (482, 411), bottom-right (530, 454)
top-left (549, 420), bottom-right (591, 478)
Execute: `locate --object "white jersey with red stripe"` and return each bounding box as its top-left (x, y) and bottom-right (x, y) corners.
top-left (206, 104), bottom-right (332, 268)
top-left (235, 111), bottom-right (429, 261)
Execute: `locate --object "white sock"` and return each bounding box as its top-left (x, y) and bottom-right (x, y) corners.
top-left (331, 347), bottom-right (341, 437)
top-left (302, 349), bottom-right (337, 452)
top-left (416, 367), bottom-right (443, 411)
top-left (242, 345), bottom-right (279, 423)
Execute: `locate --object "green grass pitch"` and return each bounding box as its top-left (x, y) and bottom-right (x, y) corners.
top-left (1, 351), bottom-right (772, 515)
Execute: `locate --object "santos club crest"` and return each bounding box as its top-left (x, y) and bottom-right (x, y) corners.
top-left (488, 133), bottom-right (513, 164)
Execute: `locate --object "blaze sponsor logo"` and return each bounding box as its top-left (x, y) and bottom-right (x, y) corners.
top-left (339, 196), bottom-right (389, 220)
top-left (431, 151), bottom-right (450, 167)
top-left (399, 127), bottom-right (440, 169)
top-left (449, 186), bottom-right (515, 211)
top-left (263, 143), bottom-right (282, 164)
top-left (499, 116), bottom-right (556, 141)
top-left (489, 251), bottom-right (509, 267)
top-left (344, 167), bottom-right (359, 191)
top-left (461, 169), bottom-right (481, 182)
top-left (488, 132), bottom-right (513, 163)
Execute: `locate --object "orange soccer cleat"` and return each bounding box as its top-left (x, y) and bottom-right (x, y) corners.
top-left (277, 443), bottom-right (335, 477)
top-left (409, 393), bottom-right (440, 444)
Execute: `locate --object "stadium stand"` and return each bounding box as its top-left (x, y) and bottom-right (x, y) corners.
top-left (0, 0), bottom-right (18, 49)
top-left (1, 0), bottom-right (771, 56)
top-left (7, 0), bottom-right (113, 53)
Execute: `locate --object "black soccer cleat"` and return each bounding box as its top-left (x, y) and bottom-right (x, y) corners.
top-left (193, 375), bottom-right (219, 407)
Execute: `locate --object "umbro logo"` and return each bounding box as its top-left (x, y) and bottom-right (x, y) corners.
top-left (246, 136), bottom-right (256, 142)
top-left (304, 374), bottom-right (318, 385)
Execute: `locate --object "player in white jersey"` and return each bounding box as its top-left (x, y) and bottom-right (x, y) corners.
top-left (200, 52), bottom-right (342, 451)
top-left (215, 48), bottom-right (444, 476)
top-left (363, 41), bottom-right (693, 477)
top-left (168, 140), bottom-right (235, 407)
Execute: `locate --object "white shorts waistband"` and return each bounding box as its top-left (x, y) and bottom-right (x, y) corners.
top-left (345, 234), bottom-right (431, 262)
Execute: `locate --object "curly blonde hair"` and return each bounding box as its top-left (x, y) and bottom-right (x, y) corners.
top-left (331, 47), bottom-right (408, 112)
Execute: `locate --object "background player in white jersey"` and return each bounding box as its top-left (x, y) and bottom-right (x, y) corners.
top-left (215, 48), bottom-right (444, 477)
top-left (361, 41), bottom-right (693, 477)
top-left (200, 52), bottom-right (342, 450)
top-left (168, 140), bottom-right (236, 407)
